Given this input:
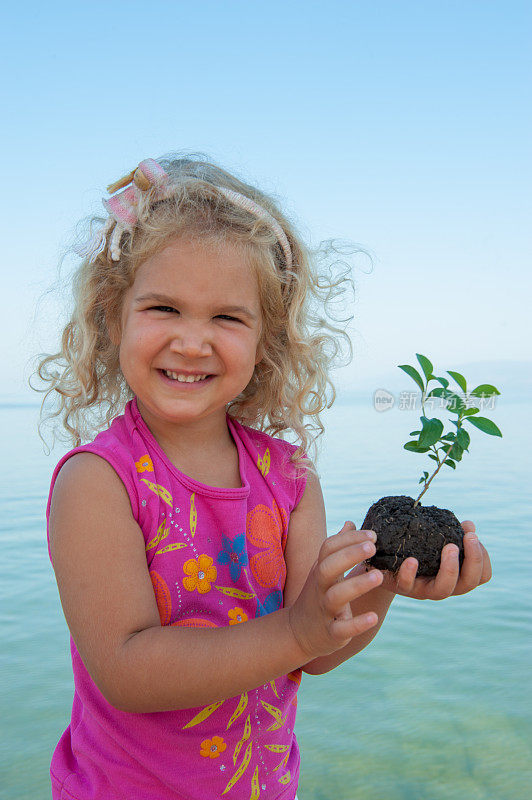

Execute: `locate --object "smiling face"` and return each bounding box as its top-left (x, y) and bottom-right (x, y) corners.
top-left (114, 236), bottom-right (263, 440)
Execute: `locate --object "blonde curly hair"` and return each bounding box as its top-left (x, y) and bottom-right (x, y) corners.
top-left (34, 152), bottom-right (356, 463)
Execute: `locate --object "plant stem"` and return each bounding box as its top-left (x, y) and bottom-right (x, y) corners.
top-left (414, 441), bottom-right (454, 506)
top-left (414, 401), bottom-right (465, 507)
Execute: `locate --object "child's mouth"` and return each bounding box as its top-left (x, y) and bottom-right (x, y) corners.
top-left (160, 370), bottom-right (213, 384)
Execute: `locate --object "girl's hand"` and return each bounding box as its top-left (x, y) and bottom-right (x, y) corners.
top-left (288, 522), bottom-right (384, 661)
top-left (380, 520), bottom-right (492, 600)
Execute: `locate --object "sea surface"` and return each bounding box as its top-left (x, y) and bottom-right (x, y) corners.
top-left (1, 393), bottom-right (530, 800)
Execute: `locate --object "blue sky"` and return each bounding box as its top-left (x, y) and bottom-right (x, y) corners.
top-left (2, 0), bottom-right (531, 400)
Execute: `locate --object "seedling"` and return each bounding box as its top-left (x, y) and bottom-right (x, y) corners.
top-left (363, 354), bottom-right (502, 576)
top-left (399, 353), bottom-right (502, 506)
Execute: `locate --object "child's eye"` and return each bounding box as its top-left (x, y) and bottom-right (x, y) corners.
top-left (216, 314), bottom-right (240, 322)
top-left (151, 305), bottom-right (178, 314)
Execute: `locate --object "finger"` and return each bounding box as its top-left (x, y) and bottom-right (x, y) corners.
top-left (453, 532), bottom-right (484, 595)
top-left (478, 542), bottom-right (492, 585)
top-left (326, 568), bottom-right (383, 610)
top-left (321, 524), bottom-right (377, 559)
top-left (339, 528), bottom-right (377, 543)
top-left (317, 540), bottom-right (376, 591)
top-left (430, 543), bottom-right (460, 599)
top-left (461, 520), bottom-right (476, 534)
top-left (329, 611), bottom-right (379, 643)
top-left (394, 557), bottom-right (419, 595)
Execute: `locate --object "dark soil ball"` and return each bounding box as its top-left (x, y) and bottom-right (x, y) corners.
top-left (361, 495), bottom-right (464, 578)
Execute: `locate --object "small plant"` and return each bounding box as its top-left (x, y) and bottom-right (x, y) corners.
top-left (399, 353), bottom-right (502, 506)
top-left (363, 354), bottom-right (502, 576)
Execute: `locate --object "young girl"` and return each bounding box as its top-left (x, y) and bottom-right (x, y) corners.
top-left (38, 154), bottom-right (491, 800)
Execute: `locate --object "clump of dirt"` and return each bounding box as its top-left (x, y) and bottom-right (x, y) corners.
top-left (361, 495), bottom-right (464, 578)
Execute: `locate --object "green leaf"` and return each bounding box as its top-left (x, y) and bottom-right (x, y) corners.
top-left (427, 388), bottom-right (465, 414)
top-left (447, 370), bottom-right (467, 393)
top-left (427, 388), bottom-right (445, 397)
top-left (470, 384), bottom-right (501, 398)
top-left (398, 364), bottom-right (425, 391)
top-left (462, 407), bottom-right (480, 416)
top-left (434, 376), bottom-right (450, 389)
top-left (423, 471), bottom-right (429, 479)
top-left (404, 441), bottom-right (431, 453)
top-left (418, 417), bottom-right (444, 447)
top-left (409, 430), bottom-right (421, 436)
top-left (416, 354), bottom-right (434, 382)
top-left (450, 396), bottom-right (466, 414)
top-left (443, 459), bottom-right (456, 469)
top-left (456, 428), bottom-right (470, 449)
top-left (418, 476), bottom-right (425, 484)
top-left (428, 454), bottom-right (439, 462)
top-left (440, 433), bottom-right (456, 442)
top-left (447, 442), bottom-right (464, 462)
top-left (464, 416), bottom-right (503, 437)
top-left (427, 387), bottom-right (466, 412)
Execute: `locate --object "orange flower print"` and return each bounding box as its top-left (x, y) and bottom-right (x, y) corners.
top-left (200, 736), bottom-right (227, 759)
top-left (228, 607), bottom-right (248, 625)
top-left (287, 668), bottom-right (302, 686)
top-left (172, 617), bottom-right (217, 628)
top-left (183, 555), bottom-right (217, 594)
top-left (135, 454), bottom-right (154, 472)
top-left (149, 571), bottom-right (172, 625)
top-left (246, 503), bottom-right (287, 588)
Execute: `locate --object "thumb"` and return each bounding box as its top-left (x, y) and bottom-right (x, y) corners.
top-left (338, 520), bottom-right (357, 534)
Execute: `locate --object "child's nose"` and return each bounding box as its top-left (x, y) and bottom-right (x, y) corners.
top-left (169, 325), bottom-right (213, 358)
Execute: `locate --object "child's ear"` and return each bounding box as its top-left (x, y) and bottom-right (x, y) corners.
top-left (254, 341), bottom-right (264, 365)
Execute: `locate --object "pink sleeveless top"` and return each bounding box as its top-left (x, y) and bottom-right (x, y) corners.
top-left (47, 399), bottom-right (307, 800)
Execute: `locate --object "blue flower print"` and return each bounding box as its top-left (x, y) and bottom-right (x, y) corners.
top-left (217, 534), bottom-right (249, 582)
top-left (256, 590), bottom-right (283, 617)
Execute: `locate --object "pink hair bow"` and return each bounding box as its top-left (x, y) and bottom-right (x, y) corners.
top-left (80, 157), bottom-right (292, 268)
top-left (102, 159), bottom-right (170, 260)
top-left (103, 158), bottom-right (170, 229)
top-left (77, 159), bottom-right (171, 263)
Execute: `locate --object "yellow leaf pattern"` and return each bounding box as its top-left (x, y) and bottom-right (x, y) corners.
top-left (155, 542), bottom-right (188, 555)
top-left (273, 751), bottom-right (290, 772)
top-left (265, 744), bottom-right (289, 753)
top-left (140, 479), bottom-right (173, 507)
top-left (223, 739), bottom-right (253, 794)
top-left (257, 448), bottom-right (270, 477)
top-left (183, 700), bottom-right (224, 729)
top-left (146, 519), bottom-right (170, 551)
top-left (260, 700), bottom-right (286, 731)
top-left (227, 692), bottom-right (248, 729)
top-left (215, 586), bottom-right (256, 599)
top-left (190, 492), bottom-right (197, 537)
top-left (250, 765), bottom-right (260, 799)
top-left (232, 713), bottom-right (251, 765)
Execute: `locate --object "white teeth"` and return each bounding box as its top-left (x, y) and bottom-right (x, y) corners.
top-left (163, 370), bottom-right (208, 383)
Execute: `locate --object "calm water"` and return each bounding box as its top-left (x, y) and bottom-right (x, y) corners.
top-left (1, 395), bottom-right (530, 799)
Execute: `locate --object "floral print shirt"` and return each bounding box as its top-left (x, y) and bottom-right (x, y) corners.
top-left (47, 398), bottom-right (307, 800)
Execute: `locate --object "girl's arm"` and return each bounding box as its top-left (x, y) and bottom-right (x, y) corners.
top-left (48, 453), bottom-right (378, 713)
top-left (50, 453), bottom-right (300, 712)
